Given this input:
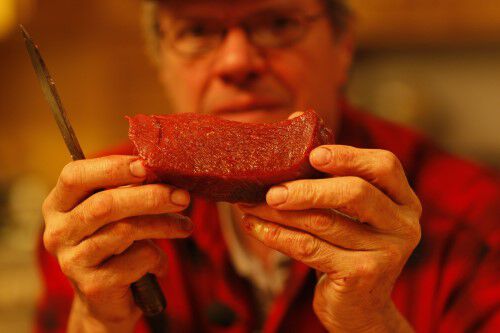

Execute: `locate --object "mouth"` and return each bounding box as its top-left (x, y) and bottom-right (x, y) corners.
top-left (210, 99), bottom-right (286, 122)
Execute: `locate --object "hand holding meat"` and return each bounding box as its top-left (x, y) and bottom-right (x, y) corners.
top-left (239, 145), bottom-right (422, 332)
top-left (41, 156), bottom-right (192, 332)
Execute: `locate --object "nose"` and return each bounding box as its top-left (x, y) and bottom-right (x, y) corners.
top-left (212, 28), bottom-right (265, 86)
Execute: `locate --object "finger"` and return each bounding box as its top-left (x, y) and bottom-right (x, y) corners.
top-left (241, 215), bottom-right (362, 277)
top-left (309, 145), bottom-right (417, 206)
top-left (63, 184), bottom-right (190, 243)
top-left (75, 241), bottom-right (167, 301)
top-left (238, 204), bottom-right (384, 250)
top-left (266, 177), bottom-right (403, 231)
top-left (100, 240), bottom-right (167, 284)
top-left (46, 155), bottom-right (150, 213)
top-left (288, 111), bottom-right (304, 120)
top-left (72, 214), bottom-right (193, 267)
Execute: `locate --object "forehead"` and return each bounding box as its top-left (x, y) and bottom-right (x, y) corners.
top-left (159, 0), bottom-right (323, 19)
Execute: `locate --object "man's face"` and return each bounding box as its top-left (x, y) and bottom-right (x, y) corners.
top-left (156, 0), bottom-right (352, 127)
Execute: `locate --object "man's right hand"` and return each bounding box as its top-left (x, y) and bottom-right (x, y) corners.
top-left (42, 155), bottom-right (192, 332)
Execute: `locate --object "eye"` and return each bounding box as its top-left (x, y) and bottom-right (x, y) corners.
top-left (178, 23), bottom-right (211, 39)
top-left (170, 20), bottom-right (223, 56)
top-left (270, 15), bottom-right (299, 30)
top-left (249, 12), bottom-right (304, 47)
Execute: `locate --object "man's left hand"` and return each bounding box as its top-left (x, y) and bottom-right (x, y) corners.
top-left (238, 145), bottom-right (422, 332)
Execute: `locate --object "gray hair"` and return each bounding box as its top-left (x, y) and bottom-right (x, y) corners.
top-left (141, 0), bottom-right (352, 63)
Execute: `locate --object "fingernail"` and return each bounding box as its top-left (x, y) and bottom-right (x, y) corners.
top-left (310, 147), bottom-right (331, 166)
top-left (267, 186), bottom-right (288, 206)
top-left (288, 111), bottom-right (304, 120)
top-left (171, 189), bottom-right (190, 206)
top-left (130, 159), bottom-right (147, 178)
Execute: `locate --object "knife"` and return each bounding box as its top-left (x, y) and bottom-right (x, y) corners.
top-left (20, 25), bottom-right (166, 317)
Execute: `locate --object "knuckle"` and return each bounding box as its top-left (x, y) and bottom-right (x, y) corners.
top-left (412, 196), bottom-right (423, 218)
top-left (113, 220), bottom-right (135, 238)
top-left (98, 157), bottom-right (118, 179)
top-left (87, 192), bottom-right (114, 222)
top-left (398, 210), bottom-right (422, 248)
top-left (58, 253), bottom-right (76, 277)
top-left (144, 186), bottom-right (171, 211)
top-left (378, 150), bottom-right (401, 172)
top-left (337, 146), bottom-right (357, 165)
top-left (304, 212), bottom-right (332, 234)
top-left (345, 178), bottom-right (369, 206)
top-left (407, 222), bottom-right (422, 248)
top-left (110, 222), bottom-right (135, 253)
top-left (43, 226), bottom-right (64, 254)
top-left (42, 233), bottom-right (57, 254)
top-left (41, 197), bottom-right (53, 218)
top-left (414, 221), bottom-right (422, 242)
top-left (79, 236), bottom-right (103, 261)
top-left (295, 182), bottom-right (320, 206)
top-left (59, 162), bottom-right (85, 189)
top-left (296, 235), bottom-right (320, 259)
top-left (132, 242), bottom-right (166, 277)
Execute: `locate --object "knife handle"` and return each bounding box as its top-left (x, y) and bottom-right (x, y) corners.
top-left (131, 273), bottom-right (166, 316)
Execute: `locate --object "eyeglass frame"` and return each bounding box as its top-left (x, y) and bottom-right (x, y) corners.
top-left (155, 10), bottom-right (327, 58)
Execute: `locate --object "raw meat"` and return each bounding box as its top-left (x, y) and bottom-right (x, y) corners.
top-left (127, 110), bottom-right (333, 203)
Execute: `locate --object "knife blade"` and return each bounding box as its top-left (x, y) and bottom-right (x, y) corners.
top-left (21, 25), bottom-right (166, 317)
top-left (20, 25), bottom-right (85, 161)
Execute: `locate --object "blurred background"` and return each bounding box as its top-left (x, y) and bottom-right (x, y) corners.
top-left (0, 0), bottom-right (499, 331)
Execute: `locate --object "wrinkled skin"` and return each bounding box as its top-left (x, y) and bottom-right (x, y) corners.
top-left (41, 0), bottom-right (422, 331)
top-left (238, 142), bottom-right (421, 332)
top-left (42, 156), bottom-right (193, 331)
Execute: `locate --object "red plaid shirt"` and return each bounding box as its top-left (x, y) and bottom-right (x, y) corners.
top-left (35, 103), bottom-right (499, 332)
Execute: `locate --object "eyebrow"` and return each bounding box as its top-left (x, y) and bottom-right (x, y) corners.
top-left (165, 0), bottom-right (309, 21)
top-left (173, 8), bottom-right (305, 23)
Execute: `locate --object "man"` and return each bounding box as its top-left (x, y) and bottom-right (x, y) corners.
top-left (37, 0), bottom-right (499, 332)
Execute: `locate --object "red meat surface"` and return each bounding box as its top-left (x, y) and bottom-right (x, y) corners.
top-left (127, 110), bottom-right (333, 203)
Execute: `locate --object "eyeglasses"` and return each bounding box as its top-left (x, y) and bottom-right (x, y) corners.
top-left (159, 10), bottom-right (325, 58)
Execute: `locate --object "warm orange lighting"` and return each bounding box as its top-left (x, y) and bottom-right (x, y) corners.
top-left (0, 0), bottom-right (16, 39)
